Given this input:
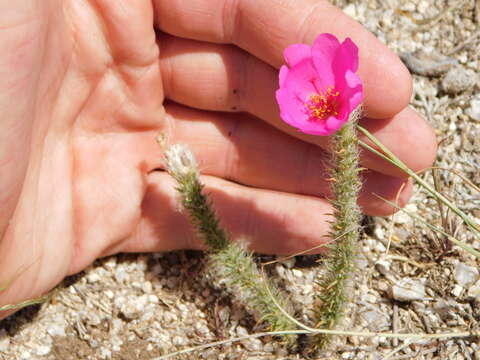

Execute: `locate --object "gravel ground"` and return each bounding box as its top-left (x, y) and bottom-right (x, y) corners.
top-left (1, 0), bottom-right (480, 359)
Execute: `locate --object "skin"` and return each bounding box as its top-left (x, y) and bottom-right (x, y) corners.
top-left (0, 0), bottom-right (437, 319)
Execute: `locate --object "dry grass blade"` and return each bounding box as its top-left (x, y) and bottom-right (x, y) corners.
top-left (152, 327), bottom-right (479, 359)
top-left (0, 295), bottom-right (50, 312)
top-left (357, 125), bottom-right (480, 239)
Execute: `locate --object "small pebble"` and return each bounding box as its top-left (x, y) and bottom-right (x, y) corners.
top-left (35, 345), bottom-right (51, 356)
top-left (467, 280), bottom-right (480, 300)
top-left (391, 278), bottom-right (426, 302)
top-left (0, 330), bottom-right (10, 352)
top-left (120, 295), bottom-right (149, 320)
top-left (47, 323), bottom-right (67, 337)
top-left (441, 66), bottom-right (477, 95)
top-left (99, 347), bottom-right (112, 359)
top-left (20, 351), bottom-right (31, 360)
top-left (343, 4), bottom-right (357, 18)
top-left (400, 50), bottom-right (457, 77)
top-left (292, 269), bottom-right (303, 278)
top-left (451, 284), bottom-right (463, 297)
top-left (467, 95), bottom-right (480, 122)
top-left (454, 262), bottom-right (479, 287)
top-left (172, 336), bottom-right (187, 346)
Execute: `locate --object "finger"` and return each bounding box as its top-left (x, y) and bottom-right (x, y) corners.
top-left (161, 103), bottom-right (412, 216)
top-left (153, 0), bottom-right (411, 119)
top-left (158, 37), bottom-right (437, 177)
top-left (80, 0), bottom-right (158, 67)
top-left (120, 171), bottom-right (333, 255)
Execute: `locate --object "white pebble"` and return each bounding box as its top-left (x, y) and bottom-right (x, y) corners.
top-left (35, 345), bottom-right (51, 356)
top-left (86, 272), bottom-right (101, 283)
top-left (47, 323), bottom-right (66, 337)
top-left (442, 66), bottom-right (477, 94)
top-left (343, 4), bottom-right (357, 19)
top-left (0, 330), bottom-right (10, 352)
top-left (467, 281), bottom-right (480, 300)
top-left (391, 278), bottom-right (426, 301)
top-left (451, 284), bottom-right (463, 297)
top-left (467, 95), bottom-right (480, 122)
top-left (172, 336), bottom-right (187, 346)
top-left (99, 347), bottom-right (112, 359)
top-left (454, 262), bottom-right (479, 287)
top-left (292, 269), bottom-right (303, 278)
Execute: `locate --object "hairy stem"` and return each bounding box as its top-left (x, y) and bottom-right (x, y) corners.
top-left (314, 114), bottom-right (362, 347)
top-left (162, 142), bottom-right (295, 332)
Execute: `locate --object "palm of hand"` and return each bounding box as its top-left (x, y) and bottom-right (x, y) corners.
top-left (1, 1), bottom-right (165, 309)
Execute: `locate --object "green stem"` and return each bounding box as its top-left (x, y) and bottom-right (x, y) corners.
top-left (163, 144), bottom-right (295, 332)
top-left (315, 117), bottom-right (362, 347)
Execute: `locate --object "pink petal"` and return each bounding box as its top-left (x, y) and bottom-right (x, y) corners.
top-left (284, 43), bottom-right (311, 67)
top-left (344, 70), bottom-right (363, 111)
top-left (276, 88), bottom-right (308, 127)
top-left (295, 120), bottom-right (332, 136)
top-left (332, 38), bottom-right (360, 89)
top-left (283, 59), bottom-right (330, 98)
top-left (325, 113), bottom-right (348, 132)
top-left (338, 38), bottom-right (359, 72)
top-left (311, 33), bottom-right (341, 86)
top-left (279, 65), bottom-right (289, 87)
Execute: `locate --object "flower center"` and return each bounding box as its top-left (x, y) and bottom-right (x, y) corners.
top-left (304, 87), bottom-right (340, 122)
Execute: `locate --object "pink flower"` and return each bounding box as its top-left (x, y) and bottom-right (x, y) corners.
top-left (276, 33), bottom-right (363, 136)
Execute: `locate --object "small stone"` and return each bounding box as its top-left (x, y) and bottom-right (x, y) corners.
top-left (360, 309), bottom-right (389, 331)
top-left (263, 343), bottom-right (274, 352)
top-left (292, 269), bottom-right (303, 278)
top-left (454, 262), bottom-right (479, 287)
top-left (114, 267), bottom-right (128, 283)
top-left (111, 318), bottom-right (123, 334)
top-left (400, 50), bottom-right (457, 77)
top-left (441, 66), bottom-right (477, 95)
top-left (343, 4), bottom-right (357, 18)
top-left (390, 278), bottom-right (426, 302)
top-left (374, 226), bottom-right (384, 240)
top-left (148, 295), bottom-right (159, 304)
top-left (120, 295), bottom-right (149, 320)
top-left (89, 339), bottom-right (99, 348)
top-left (375, 260), bottom-right (391, 277)
top-left (99, 347), bottom-right (112, 359)
top-left (172, 336), bottom-right (187, 346)
top-left (242, 337), bottom-right (263, 352)
top-left (36, 345), bottom-right (51, 356)
top-left (451, 284), bottom-right (463, 297)
top-left (467, 281), bottom-right (480, 300)
top-left (47, 323), bottom-right (66, 337)
top-left (417, 0), bottom-right (429, 12)
top-left (111, 337), bottom-right (123, 352)
top-left (163, 311), bottom-right (177, 323)
top-left (0, 330), bottom-right (10, 352)
top-left (236, 326), bottom-right (249, 337)
top-left (467, 95), bottom-right (480, 122)
top-left (86, 272), bottom-right (101, 283)
top-left (400, 2), bottom-right (415, 11)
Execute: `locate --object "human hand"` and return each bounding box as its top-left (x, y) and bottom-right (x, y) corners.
top-left (0, 0), bottom-right (436, 318)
